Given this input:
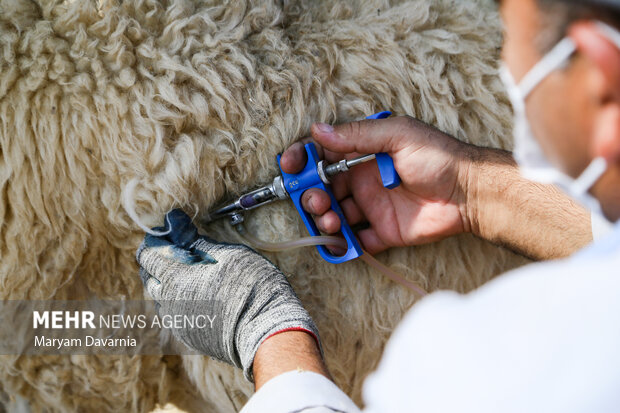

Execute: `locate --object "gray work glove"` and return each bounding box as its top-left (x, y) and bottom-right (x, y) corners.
top-left (136, 209), bottom-right (321, 381)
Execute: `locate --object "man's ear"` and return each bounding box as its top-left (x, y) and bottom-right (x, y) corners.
top-left (569, 21), bottom-right (620, 164)
top-left (591, 105), bottom-right (620, 164)
top-left (569, 21), bottom-right (620, 98)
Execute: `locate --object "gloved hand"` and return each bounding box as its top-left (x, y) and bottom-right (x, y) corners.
top-left (136, 209), bottom-right (321, 381)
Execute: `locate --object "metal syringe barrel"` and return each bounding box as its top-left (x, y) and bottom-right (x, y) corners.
top-left (319, 154), bottom-right (377, 185)
top-left (202, 176), bottom-right (288, 224)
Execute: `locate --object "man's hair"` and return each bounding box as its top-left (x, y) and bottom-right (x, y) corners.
top-left (535, 0), bottom-right (620, 53)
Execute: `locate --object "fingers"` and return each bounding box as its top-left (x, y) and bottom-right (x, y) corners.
top-left (313, 197), bottom-right (366, 234)
top-left (145, 276), bottom-right (162, 299)
top-left (358, 228), bottom-right (390, 255)
top-left (280, 138), bottom-right (331, 174)
top-left (299, 170), bottom-right (350, 212)
top-left (310, 116), bottom-right (410, 155)
top-left (329, 173), bottom-right (350, 201)
top-left (339, 198), bottom-right (365, 227)
top-left (314, 196), bottom-right (368, 234)
top-left (281, 137), bottom-right (346, 174)
top-left (283, 115), bottom-right (412, 176)
top-left (280, 141), bottom-right (309, 174)
top-left (139, 267), bottom-right (151, 286)
top-left (140, 268), bottom-right (163, 299)
top-left (138, 241), bottom-right (202, 287)
top-left (300, 187), bottom-right (367, 235)
top-left (298, 188), bottom-right (342, 233)
top-left (301, 188), bottom-right (331, 216)
top-left (137, 246), bottom-right (172, 284)
top-left (315, 210), bottom-right (341, 234)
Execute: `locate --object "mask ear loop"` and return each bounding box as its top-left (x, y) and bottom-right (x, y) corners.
top-left (572, 157), bottom-right (608, 196)
top-left (568, 22), bottom-right (620, 197)
top-left (499, 63), bottom-right (526, 111)
top-left (594, 21), bottom-right (620, 49)
top-left (520, 21), bottom-right (620, 99)
top-left (518, 37), bottom-right (577, 98)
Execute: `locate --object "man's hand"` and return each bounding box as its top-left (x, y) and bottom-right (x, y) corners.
top-left (281, 116), bottom-right (475, 254)
top-left (281, 116), bottom-right (593, 260)
top-left (136, 209), bottom-right (322, 382)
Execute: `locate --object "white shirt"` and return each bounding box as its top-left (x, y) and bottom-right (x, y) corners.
top-left (242, 221), bottom-right (620, 413)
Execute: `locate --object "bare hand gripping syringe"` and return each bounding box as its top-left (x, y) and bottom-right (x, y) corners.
top-left (203, 111), bottom-right (401, 264)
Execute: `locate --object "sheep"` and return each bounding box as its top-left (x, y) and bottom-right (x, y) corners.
top-left (0, 0), bottom-right (528, 411)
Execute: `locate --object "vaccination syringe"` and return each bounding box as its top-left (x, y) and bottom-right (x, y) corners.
top-left (202, 154), bottom-right (378, 225)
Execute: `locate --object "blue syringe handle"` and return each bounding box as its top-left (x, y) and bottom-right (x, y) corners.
top-left (366, 111), bottom-right (401, 189)
top-left (278, 145), bottom-right (362, 264)
top-left (277, 111), bottom-right (400, 264)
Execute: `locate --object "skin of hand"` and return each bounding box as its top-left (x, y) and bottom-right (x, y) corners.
top-left (253, 330), bottom-right (331, 390)
top-left (253, 0), bottom-right (620, 400)
top-left (254, 115), bottom-right (592, 390)
top-left (257, 119), bottom-right (477, 390)
top-left (280, 116), bottom-right (593, 260)
top-left (280, 116), bottom-right (474, 255)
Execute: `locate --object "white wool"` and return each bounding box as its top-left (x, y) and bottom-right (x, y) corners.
top-left (122, 178), bottom-right (172, 236)
top-left (0, 0), bottom-right (528, 411)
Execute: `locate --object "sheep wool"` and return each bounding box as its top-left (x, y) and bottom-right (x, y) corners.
top-left (0, 0), bottom-right (529, 412)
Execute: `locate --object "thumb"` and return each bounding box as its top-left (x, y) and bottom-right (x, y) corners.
top-left (310, 117), bottom-right (408, 155)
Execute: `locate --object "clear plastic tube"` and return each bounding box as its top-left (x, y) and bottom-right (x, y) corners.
top-left (358, 251), bottom-right (427, 297)
top-left (236, 225), bottom-right (427, 297)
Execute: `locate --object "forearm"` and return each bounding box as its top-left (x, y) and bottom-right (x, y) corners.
top-left (464, 146), bottom-right (592, 260)
top-left (253, 331), bottom-right (331, 391)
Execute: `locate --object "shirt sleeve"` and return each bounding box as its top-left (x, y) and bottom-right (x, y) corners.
top-left (243, 225), bottom-right (620, 413)
top-left (362, 246), bottom-right (620, 413)
top-left (240, 370), bottom-right (362, 413)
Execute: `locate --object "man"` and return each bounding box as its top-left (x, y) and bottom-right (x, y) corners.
top-left (136, 0), bottom-right (620, 411)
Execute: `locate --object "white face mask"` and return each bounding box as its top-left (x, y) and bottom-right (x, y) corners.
top-left (500, 21), bottom-right (620, 218)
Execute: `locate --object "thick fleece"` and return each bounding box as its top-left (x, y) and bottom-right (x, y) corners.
top-left (0, 0), bottom-right (528, 411)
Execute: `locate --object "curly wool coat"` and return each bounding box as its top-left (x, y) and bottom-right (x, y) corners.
top-left (0, 0), bottom-right (528, 411)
